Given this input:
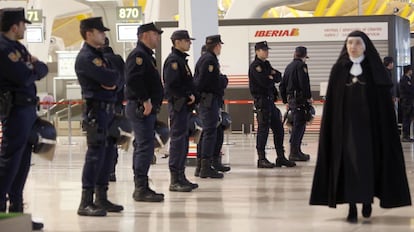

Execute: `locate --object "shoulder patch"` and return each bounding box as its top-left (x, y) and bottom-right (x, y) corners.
top-left (208, 65), bottom-right (214, 73)
top-left (303, 67), bottom-right (308, 73)
top-left (8, 52), bottom-right (18, 62)
top-left (92, 58), bottom-right (103, 67)
top-left (255, 65), bottom-right (262, 73)
top-left (171, 62), bottom-right (178, 70)
top-left (136, 57), bottom-right (143, 65)
top-left (15, 50), bottom-right (21, 59)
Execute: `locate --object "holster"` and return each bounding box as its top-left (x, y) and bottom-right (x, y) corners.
top-left (135, 101), bottom-right (145, 118)
top-left (82, 109), bottom-right (106, 147)
top-left (172, 97), bottom-right (186, 112)
top-left (0, 91), bottom-right (13, 119)
top-left (200, 92), bottom-right (214, 108)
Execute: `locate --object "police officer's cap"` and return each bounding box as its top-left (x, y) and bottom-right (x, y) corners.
top-left (0, 8), bottom-right (31, 31)
top-left (205, 35), bottom-right (224, 45)
top-left (137, 22), bottom-right (163, 35)
top-left (403, 65), bottom-right (412, 73)
top-left (255, 41), bottom-right (270, 50)
top-left (383, 56), bottom-right (394, 66)
top-left (295, 46), bottom-right (309, 58)
top-left (80, 17), bottom-right (109, 32)
top-left (171, 30), bottom-right (195, 41)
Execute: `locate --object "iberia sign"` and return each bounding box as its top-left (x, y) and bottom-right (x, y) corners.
top-left (249, 22), bottom-right (388, 42)
top-left (254, 28), bottom-right (299, 37)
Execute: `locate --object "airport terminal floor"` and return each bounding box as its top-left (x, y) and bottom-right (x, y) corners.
top-left (23, 133), bottom-right (414, 232)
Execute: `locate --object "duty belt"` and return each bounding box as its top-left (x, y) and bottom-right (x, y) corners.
top-left (86, 100), bottom-right (115, 112)
top-left (14, 95), bottom-right (39, 106)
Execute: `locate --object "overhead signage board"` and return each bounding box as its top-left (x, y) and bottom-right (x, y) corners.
top-left (26, 9), bottom-right (42, 23)
top-left (117, 7), bottom-right (142, 21)
top-left (248, 22), bottom-right (388, 42)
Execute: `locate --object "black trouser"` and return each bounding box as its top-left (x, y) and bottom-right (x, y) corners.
top-left (289, 101), bottom-right (306, 149)
top-left (401, 99), bottom-right (414, 138)
top-left (198, 97), bottom-right (220, 159)
top-left (168, 102), bottom-right (191, 172)
top-left (255, 99), bottom-right (284, 154)
top-left (81, 102), bottom-right (115, 188)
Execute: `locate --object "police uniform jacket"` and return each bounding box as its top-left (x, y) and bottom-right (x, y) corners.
top-left (163, 47), bottom-right (195, 100)
top-left (194, 51), bottom-right (227, 97)
top-left (399, 74), bottom-right (414, 102)
top-left (125, 41), bottom-right (163, 109)
top-left (248, 55), bottom-right (281, 101)
top-left (102, 47), bottom-right (125, 106)
top-left (279, 58), bottom-right (311, 104)
top-left (0, 34), bottom-right (48, 102)
top-left (75, 43), bottom-right (119, 102)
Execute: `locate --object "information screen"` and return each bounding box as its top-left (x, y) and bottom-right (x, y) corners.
top-left (116, 23), bottom-right (140, 42)
top-left (26, 26), bottom-right (43, 43)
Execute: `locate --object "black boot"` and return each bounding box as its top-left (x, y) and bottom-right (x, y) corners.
top-left (94, 186), bottom-right (124, 212)
top-left (275, 149), bottom-right (296, 167)
top-left (179, 171), bottom-right (198, 189)
top-left (288, 146), bottom-right (310, 161)
top-left (362, 203), bottom-right (372, 218)
top-left (257, 151), bottom-right (274, 168)
top-left (199, 158), bottom-right (224, 178)
top-left (169, 171), bottom-right (193, 192)
top-left (194, 158), bottom-right (201, 177)
top-left (77, 188), bottom-right (107, 216)
top-left (212, 155), bottom-right (231, 172)
top-left (347, 203), bottom-right (358, 223)
top-left (9, 202), bottom-right (45, 230)
top-left (299, 147), bottom-right (311, 160)
top-left (133, 176), bottom-right (164, 202)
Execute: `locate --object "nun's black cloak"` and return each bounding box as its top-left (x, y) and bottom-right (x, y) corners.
top-left (310, 31), bottom-right (411, 208)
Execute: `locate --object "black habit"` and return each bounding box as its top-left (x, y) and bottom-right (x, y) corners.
top-left (310, 55), bottom-right (411, 208)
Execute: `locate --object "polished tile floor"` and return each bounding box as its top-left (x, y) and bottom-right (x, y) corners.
top-left (22, 133), bottom-right (414, 232)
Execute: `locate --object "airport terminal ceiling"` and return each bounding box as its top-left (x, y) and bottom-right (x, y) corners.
top-left (1, 0), bottom-right (412, 49)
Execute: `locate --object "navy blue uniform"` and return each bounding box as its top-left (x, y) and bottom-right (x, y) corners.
top-left (75, 42), bottom-right (120, 189)
top-left (0, 34), bottom-right (48, 208)
top-left (125, 41), bottom-right (163, 178)
top-left (194, 51), bottom-right (227, 159)
top-left (249, 56), bottom-right (285, 157)
top-left (102, 46), bottom-right (125, 179)
top-left (163, 47), bottom-right (195, 173)
top-left (399, 74), bottom-right (414, 139)
top-left (280, 58), bottom-right (311, 155)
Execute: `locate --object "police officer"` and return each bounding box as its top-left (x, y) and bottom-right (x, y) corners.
top-left (125, 22), bottom-right (164, 202)
top-left (75, 17), bottom-right (123, 216)
top-left (101, 37), bottom-right (125, 182)
top-left (195, 45), bottom-right (231, 177)
top-left (249, 41), bottom-right (296, 168)
top-left (399, 65), bottom-right (414, 142)
top-left (280, 46), bottom-right (312, 161)
top-left (163, 30), bottom-right (198, 192)
top-left (194, 35), bottom-right (228, 178)
top-left (0, 8), bottom-right (48, 230)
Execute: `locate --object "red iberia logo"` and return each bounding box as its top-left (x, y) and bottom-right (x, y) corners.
top-left (254, 28), bottom-right (299, 37)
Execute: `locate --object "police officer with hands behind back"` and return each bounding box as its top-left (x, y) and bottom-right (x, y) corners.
top-left (249, 41), bottom-right (296, 168)
top-left (280, 46), bottom-right (312, 162)
top-left (163, 30), bottom-right (199, 192)
top-left (125, 22), bottom-right (165, 202)
top-left (0, 8), bottom-right (48, 230)
top-left (75, 17), bottom-right (123, 217)
top-left (194, 35), bottom-right (228, 179)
